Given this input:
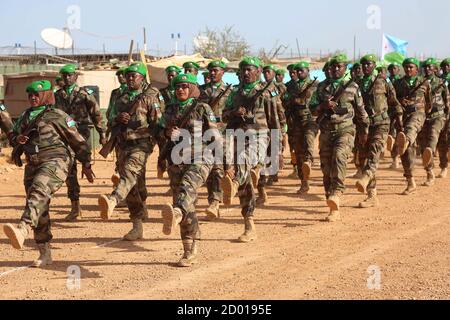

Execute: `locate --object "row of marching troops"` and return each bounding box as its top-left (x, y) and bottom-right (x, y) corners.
top-left (0, 53), bottom-right (449, 268)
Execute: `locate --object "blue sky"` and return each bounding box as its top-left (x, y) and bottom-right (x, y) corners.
top-left (1, 0), bottom-right (449, 58)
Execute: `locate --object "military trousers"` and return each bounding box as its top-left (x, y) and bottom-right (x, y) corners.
top-left (400, 112), bottom-right (426, 178)
top-left (419, 115), bottom-right (446, 171)
top-left (111, 140), bottom-right (150, 220)
top-left (291, 120), bottom-right (319, 181)
top-left (21, 156), bottom-right (72, 243)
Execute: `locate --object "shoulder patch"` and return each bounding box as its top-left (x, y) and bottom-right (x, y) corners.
top-left (66, 116), bottom-right (77, 128)
top-left (159, 94), bottom-right (164, 101)
top-left (153, 102), bottom-right (161, 109)
top-left (208, 111), bottom-right (217, 122)
top-left (270, 90), bottom-right (279, 97)
top-left (86, 88), bottom-right (94, 95)
top-left (0, 104), bottom-right (6, 111)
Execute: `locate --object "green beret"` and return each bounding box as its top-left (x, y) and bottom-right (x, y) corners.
top-left (239, 56), bottom-right (262, 68)
top-left (165, 65), bottom-right (182, 74)
top-left (322, 61), bottom-right (330, 72)
top-left (402, 57), bottom-right (420, 68)
top-left (287, 64), bottom-right (296, 71)
top-left (360, 54), bottom-right (377, 64)
top-left (115, 67), bottom-right (127, 76)
top-left (293, 61), bottom-right (310, 70)
top-left (330, 54), bottom-right (348, 65)
top-left (60, 64), bottom-right (78, 74)
top-left (423, 58), bottom-right (438, 67)
top-left (263, 64), bottom-right (276, 71)
top-left (275, 68), bottom-right (286, 75)
top-left (351, 63), bottom-right (361, 70)
top-left (183, 61), bottom-right (200, 70)
top-left (440, 58), bottom-right (450, 68)
top-left (26, 80), bottom-right (52, 93)
top-left (207, 60), bottom-right (226, 69)
top-left (171, 73), bottom-right (198, 86)
top-left (202, 71), bottom-right (210, 76)
top-left (55, 75), bottom-right (63, 82)
top-left (125, 62), bottom-right (148, 77)
top-left (388, 62), bottom-right (400, 68)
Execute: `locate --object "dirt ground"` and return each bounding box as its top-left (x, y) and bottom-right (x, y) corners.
top-left (0, 146), bottom-right (448, 300)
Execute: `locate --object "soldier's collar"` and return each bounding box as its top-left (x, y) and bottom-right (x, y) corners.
top-left (178, 97), bottom-right (194, 107)
top-left (65, 84), bottom-right (78, 95)
top-left (211, 81), bottom-right (223, 88)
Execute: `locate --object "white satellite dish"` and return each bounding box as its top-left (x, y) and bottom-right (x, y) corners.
top-left (41, 28), bottom-right (73, 49)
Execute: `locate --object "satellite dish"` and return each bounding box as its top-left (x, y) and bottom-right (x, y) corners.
top-left (41, 28), bottom-right (73, 49)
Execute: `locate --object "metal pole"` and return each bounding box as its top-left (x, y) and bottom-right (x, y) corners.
top-left (353, 35), bottom-right (356, 62)
top-left (143, 27), bottom-right (147, 53)
top-left (296, 38), bottom-right (301, 58)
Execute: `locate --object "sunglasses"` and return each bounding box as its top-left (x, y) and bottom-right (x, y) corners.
top-left (175, 84), bottom-right (190, 90)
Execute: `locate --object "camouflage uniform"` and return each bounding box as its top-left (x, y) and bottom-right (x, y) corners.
top-left (394, 76), bottom-right (432, 180)
top-left (199, 81), bottom-right (232, 207)
top-left (387, 75), bottom-right (401, 165)
top-left (160, 98), bottom-right (220, 242)
top-left (419, 75), bottom-right (449, 174)
top-left (11, 106), bottom-right (91, 243)
top-left (311, 78), bottom-right (369, 199)
top-left (355, 73), bottom-right (401, 199)
top-left (54, 85), bottom-right (105, 202)
top-left (435, 76), bottom-right (449, 172)
top-left (160, 86), bottom-right (176, 106)
top-left (223, 81), bottom-right (281, 215)
top-left (107, 84), bottom-right (162, 220)
top-left (284, 78), bottom-right (319, 192)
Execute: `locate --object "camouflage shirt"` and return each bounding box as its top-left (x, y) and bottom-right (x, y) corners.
top-left (54, 85), bottom-right (105, 135)
top-left (427, 75), bottom-right (449, 114)
top-left (311, 78), bottom-right (369, 131)
top-left (223, 81), bottom-right (283, 131)
top-left (106, 84), bottom-right (128, 127)
top-left (356, 74), bottom-right (402, 120)
top-left (160, 98), bottom-right (220, 163)
top-left (199, 81), bottom-right (232, 121)
top-left (394, 76), bottom-right (432, 114)
top-left (275, 81), bottom-right (287, 98)
top-left (160, 86), bottom-right (176, 107)
top-left (283, 78), bottom-right (318, 126)
top-left (111, 85), bottom-right (162, 142)
top-left (12, 106), bottom-right (91, 164)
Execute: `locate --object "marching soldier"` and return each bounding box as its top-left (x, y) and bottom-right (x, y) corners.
top-left (394, 58), bottom-right (432, 195)
top-left (3, 80), bottom-right (94, 267)
top-left (160, 65), bottom-right (182, 105)
top-left (387, 62), bottom-right (403, 169)
top-left (310, 54), bottom-right (369, 221)
top-left (283, 61), bottom-right (319, 194)
top-left (159, 73), bottom-right (222, 267)
top-left (275, 68), bottom-right (287, 97)
top-left (98, 62), bottom-right (162, 240)
top-left (183, 61), bottom-right (200, 77)
top-left (221, 56), bottom-right (281, 241)
top-left (198, 60), bottom-right (232, 219)
top-left (54, 64), bottom-right (106, 221)
top-left (354, 54), bottom-right (402, 208)
top-left (437, 58), bottom-right (450, 178)
top-left (419, 58), bottom-right (449, 186)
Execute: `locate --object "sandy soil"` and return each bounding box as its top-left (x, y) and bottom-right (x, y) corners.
top-left (0, 146), bottom-right (448, 300)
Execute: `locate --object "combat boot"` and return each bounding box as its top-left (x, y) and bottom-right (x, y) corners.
top-left (177, 239), bottom-right (198, 267)
top-left (250, 167), bottom-right (259, 189)
top-left (326, 210), bottom-right (341, 222)
top-left (422, 147), bottom-right (433, 167)
top-left (422, 170), bottom-right (435, 187)
top-left (256, 187), bottom-right (268, 206)
top-left (98, 195), bottom-right (117, 220)
top-left (402, 177), bottom-right (417, 195)
top-left (65, 200), bottom-right (82, 221)
top-left (222, 175), bottom-right (239, 206)
top-left (238, 217), bottom-right (257, 243)
top-left (111, 173), bottom-right (120, 188)
top-left (437, 168), bottom-right (448, 179)
top-left (3, 222), bottom-right (30, 250)
top-left (355, 172), bottom-right (372, 194)
top-left (205, 200), bottom-right (220, 220)
top-left (287, 166), bottom-right (298, 178)
top-left (396, 132), bottom-right (409, 156)
top-left (161, 204), bottom-right (183, 235)
top-left (301, 161), bottom-right (312, 180)
top-left (326, 194), bottom-right (340, 211)
top-left (390, 156), bottom-right (400, 169)
top-left (123, 218), bottom-right (144, 241)
top-left (358, 189), bottom-right (379, 208)
top-left (386, 135), bottom-right (395, 152)
top-left (31, 243), bottom-right (52, 268)
top-left (351, 168), bottom-right (363, 179)
top-left (297, 180), bottom-right (310, 195)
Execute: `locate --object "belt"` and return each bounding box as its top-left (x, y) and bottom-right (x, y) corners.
top-left (426, 109), bottom-right (445, 120)
top-left (369, 111), bottom-right (390, 125)
top-left (322, 119), bottom-right (354, 132)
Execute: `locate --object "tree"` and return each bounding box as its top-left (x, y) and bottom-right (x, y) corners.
top-left (193, 26), bottom-right (250, 61)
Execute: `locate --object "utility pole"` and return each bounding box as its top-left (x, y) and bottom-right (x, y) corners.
top-left (353, 35), bottom-right (356, 62)
top-left (296, 38), bottom-right (301, 58)
top-left (143, 27), bottom-right (147, 53)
